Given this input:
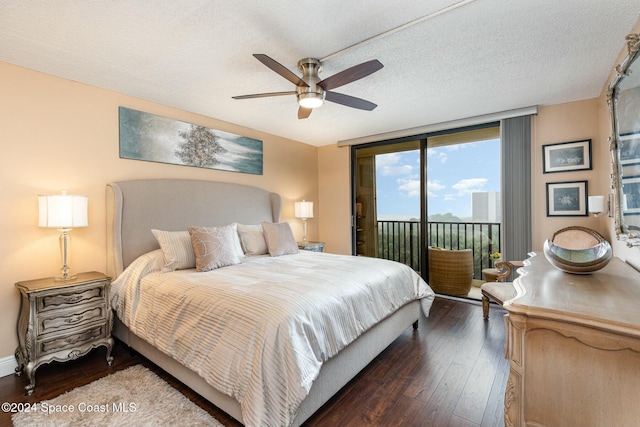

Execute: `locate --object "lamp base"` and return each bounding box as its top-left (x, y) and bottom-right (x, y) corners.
top-left (301, 218), bottom-right (308, 245)
top-left (56, 231), bottom-right (76, 281)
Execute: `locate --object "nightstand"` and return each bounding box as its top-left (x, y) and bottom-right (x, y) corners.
top-left (14, 271), bottom-right (114, 395)
top-left (298, 241), bottom-right (325, 252)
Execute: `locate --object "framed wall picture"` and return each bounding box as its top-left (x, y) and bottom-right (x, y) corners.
top-left (542, 139), bottom-right (592, 173)
top-left (620, 133), bottom-right (640, 166)
top-left (546, 181), bottom-right (588, 216)
top-left (119, 107), bottom-right (263, 175)
top-left (622, 176), bottom-right (640, 215)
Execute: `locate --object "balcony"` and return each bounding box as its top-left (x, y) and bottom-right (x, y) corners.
top-left (375, 220), bottom-right (501, 280)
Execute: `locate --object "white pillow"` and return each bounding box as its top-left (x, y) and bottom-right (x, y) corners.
top-left (261, 221), bottom-right (299, 257)
top-left (228, 223), bottom-right (246, 259)
top-left (236, 223), bottom-right (268, 256)
top-left (151, 229), bottom-right (196, 272)
top-left (188, 225), bottom-right (243, 272)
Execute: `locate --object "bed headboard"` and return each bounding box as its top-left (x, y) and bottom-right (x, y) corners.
top-left (106, 179), bottom-right (282, 278)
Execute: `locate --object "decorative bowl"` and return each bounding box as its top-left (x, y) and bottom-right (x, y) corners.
top-left (543, 226), bottom-right (613, 274)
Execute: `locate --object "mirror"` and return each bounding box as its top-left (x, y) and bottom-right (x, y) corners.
top-left (608, 33), bottom-right (640, 247)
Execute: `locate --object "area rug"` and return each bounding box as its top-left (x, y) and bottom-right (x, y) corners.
top-left (12, 365), bottom-right (223, 427)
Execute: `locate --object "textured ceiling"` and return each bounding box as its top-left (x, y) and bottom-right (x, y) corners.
top-left (1, 1), bottom-right (639, 146)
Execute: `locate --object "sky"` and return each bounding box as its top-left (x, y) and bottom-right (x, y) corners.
top-left (375, 139), bottom-right (500, 220)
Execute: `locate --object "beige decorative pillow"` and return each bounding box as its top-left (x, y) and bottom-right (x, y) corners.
top-left (188, 225), bottom-right (243, 272)
top-left (151, 229), bottom-right (196, 272)
top-left (261, 221), bottom-right (299, 257)
top-left (236, 223), bottom-right (268, 256)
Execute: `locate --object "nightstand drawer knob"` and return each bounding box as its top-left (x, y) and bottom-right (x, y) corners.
top-left (63, 295), bottom-right (83, 303)
top-left (64, 315), bottom-right (84, 324)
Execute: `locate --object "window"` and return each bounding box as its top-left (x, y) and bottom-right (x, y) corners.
top-left (352, 123), bottom-right (501, 280)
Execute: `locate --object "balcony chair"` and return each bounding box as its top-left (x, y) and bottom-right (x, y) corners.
top-left (427, 247), bottom-right (474, 297)
top-left (480, 260), bottom-right (522, 319)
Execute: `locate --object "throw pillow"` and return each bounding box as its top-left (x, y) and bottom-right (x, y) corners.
top-left (261, 221), bottom-right (299, 257)
top-left (236, 223), bottom-right (269, 256)
top-left (151, 229), bottom-right (196, 272)
top-left (188, 225), bottom-right (243, 272)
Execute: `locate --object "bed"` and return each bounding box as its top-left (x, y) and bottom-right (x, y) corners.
top-left (106, 179), bottom-right (434, 427)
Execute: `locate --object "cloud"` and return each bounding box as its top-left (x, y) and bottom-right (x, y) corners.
top-left (427, 148), bottom-right (447, 163)
top-left (452, 178), bottom-right (487, 195)
top-left (397, 178), bottom-right (420, 197)
top-left (376, 153), bottom-right (413, 176)
top-left (395, 178), bottom-right (448, 198)
top-left (426, 180), bottom-right (445, 197)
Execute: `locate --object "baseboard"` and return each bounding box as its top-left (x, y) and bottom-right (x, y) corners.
top-left (0, 354), bottom-right (18, 378)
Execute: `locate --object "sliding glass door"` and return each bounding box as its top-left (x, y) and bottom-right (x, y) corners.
top-left (354, 140), bottom-right (423, 271)
top-left (352, 123), bottom-right (501, 280)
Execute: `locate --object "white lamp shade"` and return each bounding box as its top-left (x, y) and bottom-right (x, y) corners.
top-left (588, 195), bottom-right (604, 213)
top-left (295, 200), bottom-right (314, 219)
top-left (39, 193), bottom-right (88, 228)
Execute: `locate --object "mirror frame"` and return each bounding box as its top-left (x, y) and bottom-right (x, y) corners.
top-left (607, 33), bottom-right (640, 248)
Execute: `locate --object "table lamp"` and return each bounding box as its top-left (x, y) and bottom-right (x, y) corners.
top-left (294, 200), bottom-right (313, 244)
top-left (38, 191), bottom-right (88, 280)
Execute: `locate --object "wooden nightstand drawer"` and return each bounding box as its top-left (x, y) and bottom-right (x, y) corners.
top-left (38, 325), bottom-right (106, 356)
top-left (38, 303), bottom-right (107, 336)
top-left (37, 283), bottom-right (106, 313)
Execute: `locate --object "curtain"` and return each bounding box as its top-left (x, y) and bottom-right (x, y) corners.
top-left (501, 115), bottom-right (532, 266)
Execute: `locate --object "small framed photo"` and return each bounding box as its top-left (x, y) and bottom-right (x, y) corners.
top-left (546, 181), bottom-right (588, 216)
top-left (542, 139), bottom-right (592, 173)
top-left (622, 176), bottom-right (640, 215)
top-left (619, 133), bottom-right (640, 166)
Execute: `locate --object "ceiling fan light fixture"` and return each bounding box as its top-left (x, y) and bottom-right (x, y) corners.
top-left (297, 92), bottom-right (324, 109)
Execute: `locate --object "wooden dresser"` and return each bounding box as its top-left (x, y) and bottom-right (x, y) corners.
top-left (15, 271), bottom-right (114, 395)
top-left (503, 253), bottom-right (640, 427)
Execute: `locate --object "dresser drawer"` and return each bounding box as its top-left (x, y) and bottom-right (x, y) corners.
top-left (38, 303), bottom-right (107, 336)
top-left (36, 283), bottom-right (106, 313)
top-left (38, 324), bottom-right (107, 356)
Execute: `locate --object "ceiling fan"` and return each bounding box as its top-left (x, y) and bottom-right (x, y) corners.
top-left (232, 54), bottom-right (383, 119)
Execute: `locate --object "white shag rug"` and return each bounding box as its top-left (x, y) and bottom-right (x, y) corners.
top-left (12, 365), bottom-right (223, 427)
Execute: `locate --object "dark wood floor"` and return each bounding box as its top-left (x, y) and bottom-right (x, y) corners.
top-left (0, 297), bottom-right (508, 427)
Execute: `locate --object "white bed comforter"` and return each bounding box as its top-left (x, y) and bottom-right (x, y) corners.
top-left (111, 250), bottom-right (434, 427)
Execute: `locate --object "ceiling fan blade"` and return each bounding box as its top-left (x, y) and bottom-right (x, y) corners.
top-left (318, 59), bottom-right (383, 91)
top-left (298, 106), bottom-right (312, 119)
top-left (232, 91), bottom-right (296, 100)
top-left (253, 54), bottom-right (308, 87)
top-left (325, 91), bottom-right (377, 111)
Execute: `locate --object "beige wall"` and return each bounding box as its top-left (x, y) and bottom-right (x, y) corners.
top-left (0, 61), bottom-right (319, 362)
top-left (318, 144), bottom-right (352, 254)
top-left (531, 99), bottom-right (605, 250)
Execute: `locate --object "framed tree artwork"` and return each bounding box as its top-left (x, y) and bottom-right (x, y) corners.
top-left (542, 139), bottom-right (592, 173)
top-left (118, 107), bottom-right (263, 175)
top-left (546, 181), bottom-right (588, 217)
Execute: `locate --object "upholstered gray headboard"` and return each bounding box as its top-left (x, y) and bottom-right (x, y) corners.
top-left (106, 179), bottom-right (282, 278)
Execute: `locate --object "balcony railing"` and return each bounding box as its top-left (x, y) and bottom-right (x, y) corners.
top-left (376, 220), bottom-right (501, 279)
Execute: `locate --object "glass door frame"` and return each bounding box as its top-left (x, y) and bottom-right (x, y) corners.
top-left (350, 122), bottom-right (501, 282)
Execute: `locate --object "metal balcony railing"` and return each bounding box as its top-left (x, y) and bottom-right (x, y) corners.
top-left (376, 220), bottom-right (501, 279)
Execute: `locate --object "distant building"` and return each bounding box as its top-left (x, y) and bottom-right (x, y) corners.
top-left (472, 192), bottom-right (501, 222)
